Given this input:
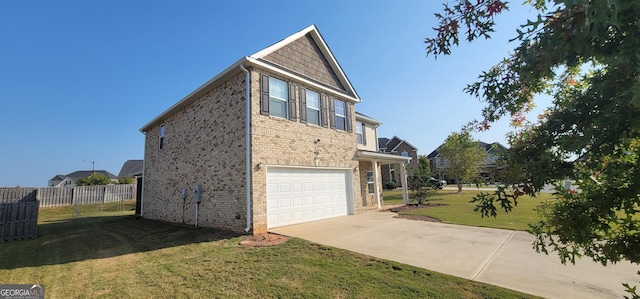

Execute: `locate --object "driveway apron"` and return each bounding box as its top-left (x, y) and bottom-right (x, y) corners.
top-left (270, 212), bottom-right (638, 299)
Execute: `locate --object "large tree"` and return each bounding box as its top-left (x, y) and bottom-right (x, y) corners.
top-left (426, 0), bottom-right (640, 295)
top-left (437, 131), bottom-right (487, 193)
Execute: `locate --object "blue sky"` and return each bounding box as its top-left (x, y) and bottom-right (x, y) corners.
top-left (0, 1), bottom-right (547, 187)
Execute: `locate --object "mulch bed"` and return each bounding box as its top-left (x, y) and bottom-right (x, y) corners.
top-left (239, 233), bottom-right (290, 247)
top-left (385, 203), bottom-right (449, 223)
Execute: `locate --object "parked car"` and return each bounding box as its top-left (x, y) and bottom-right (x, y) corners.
top-left (429, 177), bottom-right (445, 189)
top-left (439, 179), bottom-right (447, 188)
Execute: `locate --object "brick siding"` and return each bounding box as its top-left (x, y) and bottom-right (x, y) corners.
top-left (249, 67), bottom-right (361, 234)
top-left (142, 72), bottom-right (248, 232)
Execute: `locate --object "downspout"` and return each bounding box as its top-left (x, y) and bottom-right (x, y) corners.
top-left (240, 63), bottom-right (252, 233)
top-left (140, 133), bottom-right (146, 217)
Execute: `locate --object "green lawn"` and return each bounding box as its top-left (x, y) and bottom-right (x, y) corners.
top-left (383, 189), bottom-right (554, 231)
top-left (0, 202), bottom-right (540, 298)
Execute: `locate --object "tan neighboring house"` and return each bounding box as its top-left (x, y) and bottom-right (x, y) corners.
top-left (139, 25), bottom-right (410, 234)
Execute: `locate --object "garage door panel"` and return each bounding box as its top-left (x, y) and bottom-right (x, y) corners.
top-left (267, 167), bottom-right (350, 228)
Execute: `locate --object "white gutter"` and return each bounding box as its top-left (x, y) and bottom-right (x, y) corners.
top-left (240, 63), bottom-right (252, 233)
top-left (139, 58), bottom-right (247, 132)
top-left (140, 133), bottom-right (146, 216)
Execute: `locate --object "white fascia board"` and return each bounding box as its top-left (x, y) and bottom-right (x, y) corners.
top-left (391, 139), bottom-right (419, 152)
top-left (251, 25), bottom-right (318, 58)
top-left (250, 25), bottom-right (360, 102)
top-left (310, 27), bottom-right (361, 101)
top-left (139, 58), bottom-right (247, 132)
top-left (357, 150), bottom-right (412, 163)
top-left (355, 113), bottom-right (382, 126)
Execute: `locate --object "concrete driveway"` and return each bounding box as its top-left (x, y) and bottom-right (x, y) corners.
top-left (270, 212), bottom-right (638, 299)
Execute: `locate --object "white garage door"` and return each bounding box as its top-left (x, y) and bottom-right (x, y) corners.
top-left (267, 167), bottom-right (351, 228)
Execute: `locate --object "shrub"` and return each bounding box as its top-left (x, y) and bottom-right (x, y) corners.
top-left (385, 181), bottom-right (397, 190)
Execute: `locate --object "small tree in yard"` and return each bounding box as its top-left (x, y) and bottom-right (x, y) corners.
top-left (407, 155), bottom-right (437, 205)
top-left (77, 173), bottom-right (112, 186)
top-left (437, 131), bottom-right (487, 193)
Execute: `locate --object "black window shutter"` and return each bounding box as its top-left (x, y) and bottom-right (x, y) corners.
top-left (299, 88), bottom-right (307, 123)
top-left (260, 74), bottom-right (270, 115)
top-left (329, 98), bottom-right (336, 129)
top-left (345, 102), bottom-right (353, 132)
top-left (320, 94), bottom-right (329, 127)
top-left (288, 83), bottom-right (297, 121)
top-left (362, 123), bottom-right (367, 145)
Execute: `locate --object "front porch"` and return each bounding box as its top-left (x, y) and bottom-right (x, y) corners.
top-left (356, 150), bottom-right (412, 209)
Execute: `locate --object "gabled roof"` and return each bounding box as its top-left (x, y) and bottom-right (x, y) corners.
top-left (378, 137), bottom-right (390, 150)
top-left (379, 136), bottom-right (418, 153)
top-left (427, 141), bottom-right (508, 159)
top-left (65, 170), bottom-right (118, 182)
top-left (391, 139), bottom-right (419, 152)
top-left (118, 160), bottom-right (144, 177)
top-left (427, 148), bottom-right (440, 159)
top-left (250, 25), bottom-right (360, 101)
top-left (355, 112), bottom-right (382, 126)
top-left (49, 174), bottom-right (66, 181)
top-left (141, 25), bottom-right (360, 133)
top-left (483, 142), bottom-right (508, 153)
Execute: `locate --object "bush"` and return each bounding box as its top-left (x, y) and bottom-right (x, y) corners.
top-left (77, 173), bottom-right (112, 186)
top-left (385, 181), bottom-right (397, 190)
top-left (118, 177), bottom-right (136, 184)
top-left (407, 174), bottom-right (437, 205)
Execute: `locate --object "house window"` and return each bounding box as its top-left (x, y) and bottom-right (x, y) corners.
top-left (401, 151), bottom-right (409, 157)
top-left (334, 99), bottom-right (346, 131)
top-left (269, 77), bottom-right (288, 118)
top-left (366, 171), bottom-right (375, 194)
top-left (306, 90), bottom-right (320, 125)
top-left (356, 122), bottom-right (364, 144)
top-left (159, 125), bottom-right (165, 149)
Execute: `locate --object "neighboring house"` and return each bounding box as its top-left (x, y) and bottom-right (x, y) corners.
top-left (377, 136), bottom-right (419, 187)
top-left (48, 175), bottom-right (72, 187)
top-left (48, 170), bottom-right (118, 187)
top-left (118, 160), bottom-right (144, 178)
top-left (139, 25), bottom-right (411, 235)
top-left (427, 141), bottom-right (508, 183)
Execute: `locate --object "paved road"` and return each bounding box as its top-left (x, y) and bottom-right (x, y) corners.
top-left (270, 212), bottom-right (638, 299)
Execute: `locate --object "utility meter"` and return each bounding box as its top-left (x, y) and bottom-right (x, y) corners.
top-left (194, 185), bottom-right (202, 203)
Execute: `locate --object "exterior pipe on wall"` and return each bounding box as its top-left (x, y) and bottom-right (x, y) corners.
top-left (140, 134), bottom-right (146, 217)
top-left (240, 63), bottom-right (252, 233)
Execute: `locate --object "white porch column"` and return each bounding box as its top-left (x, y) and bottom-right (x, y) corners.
top-left (373, 159), bottom-right (382, 209)
top-left (400, 162), bottom-right (409, 204)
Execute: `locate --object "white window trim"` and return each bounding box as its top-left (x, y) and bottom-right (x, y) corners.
top-left (269, 77), bottom-right (288, 118)
top-left (366, 171), bottom-right (375, 194)
top-left (335, 100), bottom-right (346, 117)
top-left (306, 90), bottom-right (321, 125)
top-left (334, 99), bottom-right (346, 130)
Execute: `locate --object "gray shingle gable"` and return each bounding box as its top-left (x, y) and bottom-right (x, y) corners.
top-left (118, 160), bottom-right (144, 177)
